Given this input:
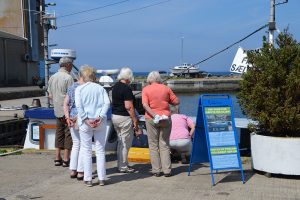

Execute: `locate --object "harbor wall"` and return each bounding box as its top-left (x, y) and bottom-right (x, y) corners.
top-left (166, 78), bottom-right (241, 93)
top-left (0, 86), bottom-right (44, 101)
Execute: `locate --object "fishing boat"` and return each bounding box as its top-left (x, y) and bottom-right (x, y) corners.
top-left (23, 105), bottom-right (253, 154)
top-left (22, 107), bottom-right (146, 151)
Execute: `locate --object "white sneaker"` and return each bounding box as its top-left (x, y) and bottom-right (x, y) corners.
top-left (119, 167), bottom-right (135, 173)
top-left (99, 180), bottom-right (105, 186)
top-left (84, 181), bottom-right (93, 187)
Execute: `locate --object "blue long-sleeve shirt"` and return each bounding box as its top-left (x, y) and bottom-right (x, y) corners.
top-left (75, 82), bottom-right (110, 126)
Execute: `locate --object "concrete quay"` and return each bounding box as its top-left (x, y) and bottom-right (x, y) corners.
top-left (0, 86), bottom-right (44, 101)
top-left (166, 77), bottom-right (242, 93)
top-left (0, 152), bottom-right (300, 200)
top-left (0, 77), bottom-right (241, 104)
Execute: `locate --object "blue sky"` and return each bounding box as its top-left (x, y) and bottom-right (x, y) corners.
top-left (48, 0), bottom-right (300, 72)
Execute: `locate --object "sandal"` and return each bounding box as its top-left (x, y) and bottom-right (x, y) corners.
top-left (77, 175), bottom-right (84, 181)
top-left (70, 173), bottom-right (77, 178)
top-left (62, 160), bottom-right (70, 167)
top-left (77, 172), bottom-right (84, 181)
top-left (70, 172), bottom-right (78, 179)
top-left (54, 159), bottom-right (62, 166)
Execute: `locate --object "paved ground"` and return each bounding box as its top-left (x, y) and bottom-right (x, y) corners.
top-left (0, 152), bottom-right (299, 200)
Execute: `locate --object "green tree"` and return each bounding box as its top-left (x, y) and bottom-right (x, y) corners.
top-left (238, 30), bottom-right (300, 137)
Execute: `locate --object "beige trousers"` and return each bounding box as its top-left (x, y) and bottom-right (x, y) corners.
top-left (145, 118), bottom-right (172, 174)
top-left (112, 114), bottom-right (134, 170)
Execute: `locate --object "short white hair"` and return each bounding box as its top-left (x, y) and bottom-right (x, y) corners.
top-left (117, 67), bottom-right (134, 82)
top-left (147, 71), bottom-right (162, 84)
top-left (59, 57), bottom-right (73, 67)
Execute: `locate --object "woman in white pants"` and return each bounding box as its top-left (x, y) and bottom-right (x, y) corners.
top-left (75, 65), bottom-right (110, 187)
top-left (64, 81), bottom-right (84, 180)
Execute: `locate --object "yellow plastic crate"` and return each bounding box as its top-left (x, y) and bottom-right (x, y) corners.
top-left (128, 147), bottom-right (150, 163)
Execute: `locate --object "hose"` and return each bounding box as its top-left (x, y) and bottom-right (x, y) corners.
top-left (0, 149), bottom-right (24, 156)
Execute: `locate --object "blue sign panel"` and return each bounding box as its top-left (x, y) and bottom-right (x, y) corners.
top-left (188, 94), bottom-right (244, 186)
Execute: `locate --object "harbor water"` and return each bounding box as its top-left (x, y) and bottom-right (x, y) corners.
top-left (176, 92), bottom-right (245, 118)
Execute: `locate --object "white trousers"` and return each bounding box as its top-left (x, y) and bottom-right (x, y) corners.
top-left (169, 138), bottom-right (192, 155)
top-left (69, 127), bottom-right (84, 172)
top-left (79, 120), bottom-right (107, 181)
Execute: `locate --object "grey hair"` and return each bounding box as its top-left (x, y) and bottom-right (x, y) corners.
top-left (79, 65), bottom-right (96, 82)
top-left (117, 67), bottom-right (134, 82)
top-left (59, 57), bottom-right (73, 67)
top-left (147, 71), bottom-right (162, 84)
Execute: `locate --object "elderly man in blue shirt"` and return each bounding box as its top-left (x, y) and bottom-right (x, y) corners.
top-left (75, 65), bottom-right (110, 187)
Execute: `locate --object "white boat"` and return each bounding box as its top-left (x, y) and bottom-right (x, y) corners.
top-left (170, 37), bottom-right (200, 77)
top-left (170, 63), bottom-right (200, 76)
top-left (96, 69), bottom-right (119, 75)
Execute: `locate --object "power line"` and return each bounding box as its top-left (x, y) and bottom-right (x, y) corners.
top-left (192, 23), bottom-right (268, 66)
top-left (57, 0), bottom-right (131, 19)
top-left (58, 0), bottom-right (172, 29)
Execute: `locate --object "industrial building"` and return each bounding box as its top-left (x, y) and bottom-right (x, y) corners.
top-left (0, 0), bottom-right (44, 86)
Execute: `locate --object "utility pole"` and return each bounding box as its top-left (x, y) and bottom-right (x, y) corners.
top-left (269, 0), bottom-right (276, 45)
top-left (269, 0), bottom-right (288, 45)
top-left (41, 1), bottom-right (56, 108)
top-left (43, 19), bottom-right (50, 107)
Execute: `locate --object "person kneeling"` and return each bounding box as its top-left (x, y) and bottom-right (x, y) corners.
top-left (169, 106), bottom-right (195, 164)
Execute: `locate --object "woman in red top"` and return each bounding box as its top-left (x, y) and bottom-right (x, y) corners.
top-left (142, 71), bottom-right (180, 177)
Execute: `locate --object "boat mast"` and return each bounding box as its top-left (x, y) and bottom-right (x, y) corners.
top-left (181, 36), bottom-right (184, 65)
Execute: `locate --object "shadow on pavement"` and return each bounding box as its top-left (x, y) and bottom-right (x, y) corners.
top-left (217, 169), bottom-right (254, 184)
top-left (183, 163), bottom-right (210, 176)
top-left (92, 153), bottom-right (117, 163)
top-left (105, 162), bottom-right (206, 184)
top-left (106, 163), bottom-right (152, 184)
top-left (172, 163), bottom-right (206, 176)
top-left (253, 169), bottom-right (300, 180)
